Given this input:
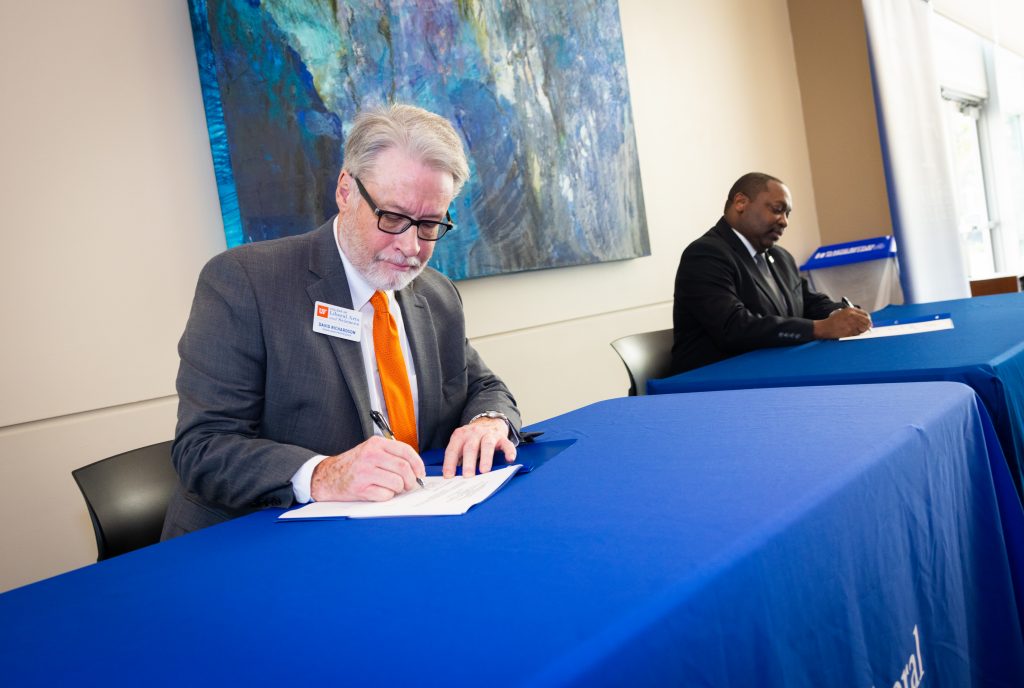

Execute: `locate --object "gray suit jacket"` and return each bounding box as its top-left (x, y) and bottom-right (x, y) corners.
top-left (162, 220), bottom-right (520, 538)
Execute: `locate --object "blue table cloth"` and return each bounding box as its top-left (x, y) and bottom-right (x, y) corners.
top-left (2, 383), bottom-right (1022, 686)
top-left (650, 292), bottom-right (1024, 497)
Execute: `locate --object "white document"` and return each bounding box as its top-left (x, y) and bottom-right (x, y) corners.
top-left (278, 464), bottom-right (521, 520)
top-left (840, 316), bottom-right (954, 340)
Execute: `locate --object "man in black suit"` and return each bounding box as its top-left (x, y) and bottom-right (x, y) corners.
top-left (671, 172), bottom-right (872, 373)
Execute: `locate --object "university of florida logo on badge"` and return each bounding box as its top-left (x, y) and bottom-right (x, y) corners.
top-left (312, 301), bottom-right (362, 342)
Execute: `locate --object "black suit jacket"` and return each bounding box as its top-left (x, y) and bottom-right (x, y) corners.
top-left (671, 218), bottom-right (841, 373)
top-left (162, 220), bottom-right (519, 538)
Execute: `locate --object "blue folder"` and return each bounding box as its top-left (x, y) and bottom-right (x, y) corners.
top-left (421, 438), bottom-right (575, 477)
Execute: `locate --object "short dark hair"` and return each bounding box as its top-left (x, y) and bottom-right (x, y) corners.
top-left (724, 172), bottom-right (784, 213)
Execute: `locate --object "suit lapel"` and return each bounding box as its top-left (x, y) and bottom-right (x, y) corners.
top-left (396, 282), bottom-right (439, 451)
top-left (750, 256), bottom-right (786, 315)
top-left (714, 221), bottom-right (787, 315)
top-left (764, 248), bottom-right (793, 316)
top-left (305, 220), bottom-right (374, 441)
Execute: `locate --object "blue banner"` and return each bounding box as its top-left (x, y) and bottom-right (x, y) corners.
top-left (801, 235), bottom-right (897, 270)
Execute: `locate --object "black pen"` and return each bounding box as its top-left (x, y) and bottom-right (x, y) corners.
top-left (841, 296), bottom-right (854, 309)
top-left (369, 410), bottom-right (425, 489)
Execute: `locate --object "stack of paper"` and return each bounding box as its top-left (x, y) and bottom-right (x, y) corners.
top-left (279, 464), bottom-right (520, 520)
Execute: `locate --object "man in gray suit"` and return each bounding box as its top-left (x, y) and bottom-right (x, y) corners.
top-left (162, 104), bottom-right (521, 539)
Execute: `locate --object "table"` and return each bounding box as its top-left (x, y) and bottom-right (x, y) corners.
top-left (2, 383), bottom-right (1022, 686)
top-left (650, 292), bottom-right (1024, 497)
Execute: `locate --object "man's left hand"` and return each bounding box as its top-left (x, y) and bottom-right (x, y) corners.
top-left (442, 417), bottom-right (517, 478)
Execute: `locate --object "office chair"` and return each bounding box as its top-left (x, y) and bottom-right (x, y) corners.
top-left (610, 328), bottom-right (675, 396)
top-left (72, 440), bottom-right (178, 561)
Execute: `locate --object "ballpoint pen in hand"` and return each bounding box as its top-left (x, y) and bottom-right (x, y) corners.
top-left (841, 296), bottom-right (855, 309)
top-left (369, 410), bottom-right (425, 489)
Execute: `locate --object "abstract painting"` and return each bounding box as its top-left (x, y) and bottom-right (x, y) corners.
top-left (188, 0), bottom-right (649, 280)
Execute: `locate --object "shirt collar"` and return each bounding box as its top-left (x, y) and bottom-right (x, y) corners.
top-left (730, 226), bottom-right (760, 259)
top-left (332, 215), bottom-right (392, 310)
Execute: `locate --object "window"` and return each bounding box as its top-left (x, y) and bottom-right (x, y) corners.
top-left (1002, 114), bottom-right (1024, 268)
top-left (933, 14), bottom-right (1024, 279)
top-left (941, 96), bottom-right (995, 276)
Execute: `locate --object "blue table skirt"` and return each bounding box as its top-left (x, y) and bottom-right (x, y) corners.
top-left (650, 293), bottom-right (1024, 499)
top-left (1, 383), bottom-right (1022, 686)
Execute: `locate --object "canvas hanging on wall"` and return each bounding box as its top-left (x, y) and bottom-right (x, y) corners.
top-left (188, 0), bottom-right (649, 280)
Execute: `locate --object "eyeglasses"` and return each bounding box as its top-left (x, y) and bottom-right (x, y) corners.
top-left (353, 176), bottom-right (455, 241)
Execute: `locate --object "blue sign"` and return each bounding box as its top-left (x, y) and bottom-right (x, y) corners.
top-left (801, 235), bottom-right (897, 270)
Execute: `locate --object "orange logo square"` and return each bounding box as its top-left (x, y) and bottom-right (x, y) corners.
top-left (316, 305), bottom-right (329, 318)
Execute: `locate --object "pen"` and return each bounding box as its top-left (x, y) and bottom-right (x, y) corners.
top-left (841, 296), bottom-right (854, 309)
top-left (369, 410), bottom-right (425, 489)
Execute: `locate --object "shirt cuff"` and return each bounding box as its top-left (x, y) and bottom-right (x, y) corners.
top-left (291, 454), bottom-right (330, 503)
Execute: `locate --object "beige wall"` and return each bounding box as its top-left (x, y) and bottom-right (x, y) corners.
top-left (0, 0), bottom-right (841, 591)
top-left (0, 2), bottom-right (225, 588)
top-left (788, 0), bottom-right (893, 245)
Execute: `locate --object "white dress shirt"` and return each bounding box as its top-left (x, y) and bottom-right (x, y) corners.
top-left (731, 227), bottom-right (758, 259)
top-left (290, 216), bottom-right (420, 503)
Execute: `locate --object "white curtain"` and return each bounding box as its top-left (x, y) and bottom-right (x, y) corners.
top-left (863, 0), bottom-right (970, 302)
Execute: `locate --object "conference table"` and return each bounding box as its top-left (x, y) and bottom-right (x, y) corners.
top-left (650, 292), bottom-right (1024, 498)
top-left (2, 383), bottom-right (1023, 686)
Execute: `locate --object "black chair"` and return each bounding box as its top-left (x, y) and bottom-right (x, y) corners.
top-left (72, 440), bottom-right (177, 561)
top-left (610, 328), bottom-right (675, 396)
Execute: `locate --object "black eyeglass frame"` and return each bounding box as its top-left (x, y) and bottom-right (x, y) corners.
top-left (353, 176), bottom-right (455, 241)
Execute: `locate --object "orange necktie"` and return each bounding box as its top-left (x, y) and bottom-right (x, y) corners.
top-left (369, 291), bottom-right (418, 450)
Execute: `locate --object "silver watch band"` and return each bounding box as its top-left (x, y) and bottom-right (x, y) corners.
top-left (469, 410), bottom-right (521, 447)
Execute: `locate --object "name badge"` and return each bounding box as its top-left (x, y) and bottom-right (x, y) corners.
top-left (312, 301), bottom-right (361, 341)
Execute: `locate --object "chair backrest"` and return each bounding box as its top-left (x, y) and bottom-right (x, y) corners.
top-left (72, 440), bottom-right (177, 561)
top-left (610, 328), bottom-right (676, 396)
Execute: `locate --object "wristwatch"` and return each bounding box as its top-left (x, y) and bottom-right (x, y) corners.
top-left (469, 410), bottom-right (522, 447)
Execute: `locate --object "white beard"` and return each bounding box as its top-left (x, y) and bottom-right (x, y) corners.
top-left (360, 253), bottom-right (425, 292)
top-left (339, 213), bottom-right (428, 291)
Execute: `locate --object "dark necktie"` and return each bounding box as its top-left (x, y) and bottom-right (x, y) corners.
top-left (754, 253), bottom-right (786, 313)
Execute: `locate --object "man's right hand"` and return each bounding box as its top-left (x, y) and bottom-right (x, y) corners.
top-left (310, 436), bottom-right (426, 502)
top-left (813, 306), bottom-right (872, 340)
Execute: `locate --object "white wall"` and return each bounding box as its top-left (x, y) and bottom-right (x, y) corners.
top-left (0, 0), bottom-right (823, 591)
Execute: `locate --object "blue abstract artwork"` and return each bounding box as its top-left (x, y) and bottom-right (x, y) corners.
top-left (188, 0), bottom-right (649, 280)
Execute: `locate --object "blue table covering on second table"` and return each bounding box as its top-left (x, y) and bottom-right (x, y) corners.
top-left (1, 383), bottom-right (1022, 686)
top-left (649, 292), bottom-right (1024, 496)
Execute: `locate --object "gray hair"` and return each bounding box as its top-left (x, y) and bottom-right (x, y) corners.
top-left (724, 172), bottom-right (785, 213)
top-left (343, 103), bottom-right (470, 195)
